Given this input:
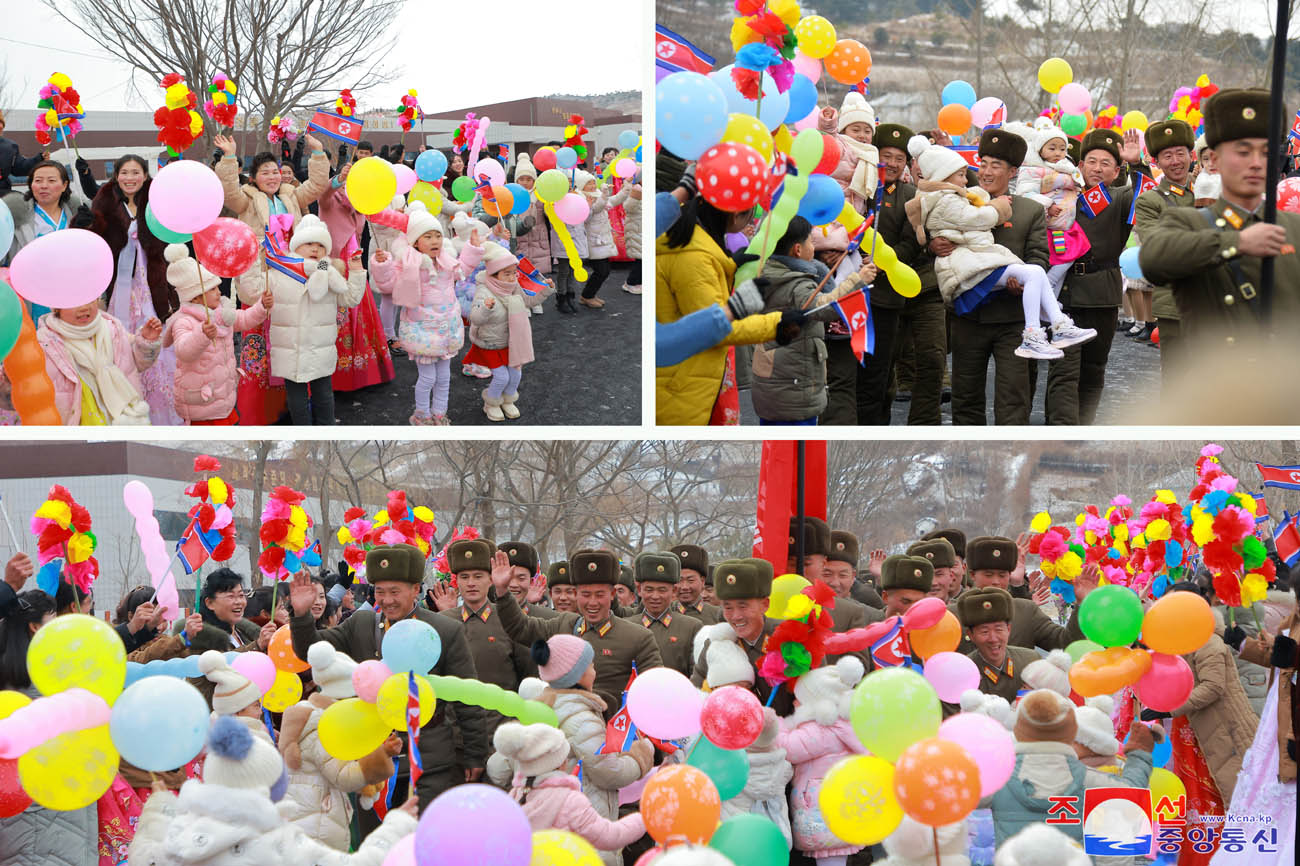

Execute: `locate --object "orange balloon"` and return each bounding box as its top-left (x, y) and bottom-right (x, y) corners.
top-left (481, 185), bottom-right (515, 218)
top-left (268, 624), bottom-right (310, 673)
top-left (909, 610), bottom-right (960, 660)
top-left (1142, 592), bottom-right (1214, 655)
top-left (824, 40), bottom-right (872, 86)
top-left (1069, 646), bottom-right (1152, 697)
top-left (894, 738), bottom-right (981, 826)
top-left (2, 304), bottom-right (60, 425)
top-left (937, 104), bottom-right (973, 137)
top-left (641, 764), bottom-right (720, 845)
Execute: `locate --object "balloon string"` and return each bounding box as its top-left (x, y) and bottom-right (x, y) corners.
top-left (932, 826), bottom-right (941, 866)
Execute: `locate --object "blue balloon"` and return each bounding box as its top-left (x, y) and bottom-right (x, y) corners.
top-left (381, 618), bottom-right (442, 674)
top-left (618, 129), bottom-right (640, 150)
top-left (709, 65), bottom-right (789, 132)
top-left (110, 677), bottom-right (210, 771)
top-left (1151, 732), bottom-right (1172, 768)
top-left (504, 182), bottom-right (531, 216)
top-left (556, 147), bottom-right (578, 169)
top-left (799, 174), bottom-right (847, 225)
top-left (415, 149), bottom-right (448, 183)
top-left (1119, 246), bottom-right (1144, 280)
top-left (784, 74), bottom-right (818, 125)
top-left (941, 80), bottom-right (978, 110)
top-left (0, 204), bottom-right (13, 260)
top-left (657, 72), bottom-right (730, 161)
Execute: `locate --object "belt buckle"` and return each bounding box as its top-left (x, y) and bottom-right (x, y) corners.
top-left (1239, 282), bottom-right (1257, 300)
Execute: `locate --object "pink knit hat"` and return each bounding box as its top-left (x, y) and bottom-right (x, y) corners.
top-left (530, 634), bottom-right (593, 688)
top-left (481, 242), bottom-right (517, 275)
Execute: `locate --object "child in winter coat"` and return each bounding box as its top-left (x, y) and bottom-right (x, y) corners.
top-left (576, 172), bottom-right (631, 309)
top-left (621, 183), bottom-right (642, 295)
top-left (163, 244), bottom-right (272, 425)
top-left (238, 214), bottom-right (366, 425)
top-left (368, 193), bottom-right (407, 354)
top-left (467, 242), bottom-right (547, 422)
top-left (905, 137), bottom-right (1096, 362)
top-left (369, 201), bottom-right (484, 425)
top-left (198, 650), bottom-right (275, 742)
top-left (818, 92), bottom-right (881, 213)
top-left (549, 176), bottom-right (589, 315)
top-left (1012, 122), bottom-right (1092, 295)
top-left (493, 722), bottom-right (646, 856)
top-left (513, 154), bottom-right (552, 275)
top-left (777, 657), bottom-right (868, 866)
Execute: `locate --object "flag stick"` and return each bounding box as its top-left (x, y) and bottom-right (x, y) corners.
top-left (755, 210), bottom-right (777, 278)
top-left (0, 495), bottom-right (21, 556)
top-left (1261, 0), bottom-right (1290, 308)
top-left (146, 548), bottom-right (182, 605)
top-left (801, 249), bottom-right (850, 308)
top-left (795, 441), bottom-right (806, 577)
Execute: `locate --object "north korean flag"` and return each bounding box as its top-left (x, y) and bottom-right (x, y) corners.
top-left (655, 25), bottom-right (715, 75)
top-left (951, 145), bottom-right (980, 169)
top-left (1079, 184), bottom-right (1112, 219)
top-left (307, 110), bottom-right (363, 146)
top-left (1290, 109), bottom-right (1300, 142)
top-left (1274, 512), bottom-right (1300, 567)
top-left (517, 256), bottom-right (550, 296)
top-left (176, 518), bottom-right (210, 575)
top-left (832, 287), bottom-right (874, 363)
top-left (1247, 492), bottom-right (1270, 524)
top-left (870, 616), bottom-right (915, 670)
top-left (1128, 172), bottom-right (1159, 224)
top-left (1256, 463), bottom-right (1300, 492)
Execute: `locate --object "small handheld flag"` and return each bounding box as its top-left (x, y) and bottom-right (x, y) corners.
top-left (516, 256), bottom-right (550, 297)
top-left (598, 666), bottom-right (639, 755)
top-left (175, 518), bottom-right (211, 575)
top-left (1273, 511), bottom-right (1300, 567)
top-left (832, 287), bottom-right (874, 364)
top-left (951, 145), bottom-right (980, 169)
top-left (1079, 184), bottom-right (1112, 219)
top-left (307, 110), bottom-right (363, 146)
top-left (263, 231), bottom-right (307, 284)
top-left (407, 671), bottom-right (424, 798)
top-left (1128, 172), bottom-right (1159, 225)
top-left (655, 25), bottom-right (715, 75)
top-left (1256, 463), bottom-right (1300, 492)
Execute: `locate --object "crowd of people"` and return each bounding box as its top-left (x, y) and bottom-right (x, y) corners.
top-left (1, 508), bottom-right (1295, 866)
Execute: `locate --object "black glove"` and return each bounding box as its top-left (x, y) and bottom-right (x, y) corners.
top-left (70, 205), bottom-right (93, 229)
top-left (1140, 708), bottom-right (1172, 722)
top-left (775, 309), bottom-right (806, 346)
top-left (1271, 634), bottom-right (1298, 669)
top-left (731, 251), bottom-right (761, 269)
top-left (74, 157), bottom-right (89, 173)
top-left (675, 163), bottom-right (698, 198)
top-left (1223, 624), bottom-right (1247, 650)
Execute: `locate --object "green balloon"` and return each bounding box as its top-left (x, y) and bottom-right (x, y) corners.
top-left (0, 280), bottom-right (22, 362)
top-left (145, 204), bottom-right (193, 243)
top-left (518, 701), bottom-right (559, 727)
top-left (1078, 584), bottom-right (1144, 647)
top-left (1066, 638), bottom-right (1103, 664)
top-left (451, 175), bottom-right (477, 203)
top-left (534, 169), bottom-right (570, 204)
top-left (686, 737), bottom-right (749, 801)
top-left (709, 813), bottom-right (788, 866)
top-left (498, 692), bottom-right (526, 718)
top-left (849, 666), bottom-right (941, 762)
top-left (1061, 114), bottom-right (1087, 136)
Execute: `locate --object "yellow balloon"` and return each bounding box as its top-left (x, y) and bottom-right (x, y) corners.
top-left (0, 690), bottom-right (32, 720)
top-left (19, 725), bottom-right (118, 811)
top-left (376, 673), bottom-right (436, 730)
top-left (530, 829), bottom-right (602, 866)
top-left (318, 698), bottom-right (389, 760)
top-left (545, 203), bottom-right (588, 281)
top-left (1037, 57), bottom-right (1073, 94)
top-left (772, 124), bottom-right (793, 157)
top-left (27, 614), bottom-right (126, 705)
top-left (770, 573), bottom-right (812, 619)
top-left (346, 156), bottom-right (399, 216)
top-left (1150, 767), bottom-right (1186, 817)
top-left (721, 113), bottom-right (775, 162)
top-left (885, 262), bottom-right (922, 298)
top-left (837, 202), bottom-right (865, 233)
top-left (262, 668), bottom-right (304, 713)
top-left (1122, 110), bottom-right (1150, 133)
top-left (818, 755), bottom-right (903, 846)
top-left (795, 15), bottom-right (838, 60)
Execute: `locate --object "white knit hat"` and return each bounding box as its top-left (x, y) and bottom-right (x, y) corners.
top-left (1073, 704), bottom-right (1120, 757)
top-left (959, 689), bottom-right (1016, 731)
top-left (493, 722), bottom-right (569, 778)
top-left (909, 135), bottom-right (968, 182)
top-left (1034, 126), bottom-right (1069, 157)
top-left (791, 656), bottom-right (865, 725)
top-left (993, 824), bottom-right (1091, 866)
top-left (1021, 650), bottom-right (1072, 697)
top-left (307, 641), bottom-right (357, 699)
top-left (881, 816), bottom-right (971, 866)
top-left (694, 623), bottom-right (755, 689)
top-left (1193, 171), bottom-right (1221, 201)
top-left (198, 650), bottom-right (262, 716)
top-left (164, 243), bottom-right (221, 303)
top-left (481, 241), bottom-right (517, 275)
top-left (838, 91), bottom-right (876, 132)
top-left (290, 214), bottom-right (332, 256)
top-left (203, 715), bottom-right (287, 798)
top-left (404, 201), bottom-right (444, 247)
top-left (573, 169), bottom-right (597, 192)
top-left (514, 152), bottom-right (537, 181)
top-left (1194, 133), bottom-right (1209, 155)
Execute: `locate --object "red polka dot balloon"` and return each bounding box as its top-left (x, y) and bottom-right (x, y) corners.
top-left (193, 217), bottom-right (259, 278)
top-left (700, 685), bottom-right (765, 750)
top-left (1278, 176), bottom-right (1300, 214)
top-left (698, 142), bottom-right (767, 212)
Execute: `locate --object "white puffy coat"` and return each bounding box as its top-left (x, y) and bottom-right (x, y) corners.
top-left (622, 191), bottom-right (642, 260)
top-left (584, 185), bottom-right (631, 259)
top-left (239, 259), bottom-right (365, 383)
top-left (905, 180), bottom-right (1022, 303)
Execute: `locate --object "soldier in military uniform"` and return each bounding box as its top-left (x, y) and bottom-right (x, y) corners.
top-left (547, 560), bottom-right (576, 613)
top-left (670, 543), bottom-right (722, 624)
top-left (852, 570), bottom-right (885, 609)
top-left (625, 551), bottom-right (702, 676)
top-left (957, 587), bottom-right (1039, 704)
top-left (907, 537), bottom-right (960, 602)
top-left (1133, 119), bottom-right (1197, 391)
top-left (825, 530), bottom-right (885, 625)
top-left (615, 563), bottom-right (638, 610)
top-left (879, 553), bottom-right (934, 617)
top-left (786, 515), bottom-right (832, 580)
top-left (922, 527), bottom-right (967, 587)
top-left (1140, 88), bottom-right (1300, 379)
top-left (497, 540), bottom-right (557, 620)
top-left (488, 548), bottom-right (662, 717)
top-left (702, 566), bottom-right (718, 606)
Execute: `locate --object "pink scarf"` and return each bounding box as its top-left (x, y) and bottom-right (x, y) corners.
top-left (485, 274), bottom-right (534, 367)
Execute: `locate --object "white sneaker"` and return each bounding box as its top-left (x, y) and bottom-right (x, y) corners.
top-left (1050, 318), bottom-right (1098, 349)
top-left (1127, 321), bottom-right (1146, 336)
top-left (1015, 326), bottom-right (1065, 360)
top-left (533, 303), bottom-right (544, 315)
top-left (621, 283), bottom-right (643, 295)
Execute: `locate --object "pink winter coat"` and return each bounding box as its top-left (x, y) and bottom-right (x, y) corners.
top-left (778, 718), bottom-right (867, 857)
top-left (522, 774), bottom-right (645, 852)
top-left (34, 311), bottom-right (158, 425)
top-left (817, 110), bottom-right (876, 214)
top-left (369, 238), bottom-right (480, 361)
top-left (164, 301), bottom-right (269, 422)
top-left (516, 198), bottom-right (552, 273)
top-left (317, 182), bottom-right (367, 256)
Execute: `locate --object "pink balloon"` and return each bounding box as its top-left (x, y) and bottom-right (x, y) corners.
top-left (473, 157), bottom-right (506, 188)
top-left (793, 108), bottom-right (821, 132)
top-left (193, 217), bottom-right (259, 278)
top-left (902, 596), bottom-right (947, 631)
top-left (392, 163), bottom-right (417, 196)
top-left (0, 689), bottom-right (110, 758)
top-left (939, 712), bottom-right (1015, 797)
top-left (615, 158), bottom-right (638, 179)
top-left (1136, 651), bottom-right (1193, 712)
top-left (353, 659), bottom-right (392, 703)
top-left (626, 667), bottom-right (703, 739)
top-left (923, 651), bottom-right (980, 702)
top-left (9, 228), bottom-right (113, 308)
top-left (792, 50), bottom-right (822, 84)
top-left (701, 685), bottom-right (764, 750)
top-left (382, 832), bottom-right (416, 866)
top-left (554, 192), bottom-right (591, 226)
top-left (150, 159), bottom-right (224, 233)
top-left (231, 652), bottom-right (277, 696)
top-left (970, 96), bottom-right (1007, 130)
top-left (1058, 82), bottom-right (1092, 115)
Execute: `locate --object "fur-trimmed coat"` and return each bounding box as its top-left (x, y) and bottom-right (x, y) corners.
top-left (904, 181), bottom-right (1022, 303)
top-left (89, 181), bottom-right (176, 321)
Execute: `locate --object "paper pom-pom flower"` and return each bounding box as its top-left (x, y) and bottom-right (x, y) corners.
top-left (267, 115), bottom-right (298, 145)
top-left (563, 114), bottom-right (590, 162)
top-left (183, 456), bottom-right (237, 563)
top-left (395, 89), bottom-right (421, 133)
top-left (1183, 444), bottom-right (1274, 604)
top-left (340, 491), bottom-right (436, 578)
top-left (259, 485), bottom-right (320, 580)
top-left (30, 484), bottom-right (98, 595)
top-left (431, 526), bottom-right (480, 584)
top-left (34, 72), bottom-right (85, 147)
top-left (153, 73), bottom-right (203, 157)
top-left (453, 112), bottom-right (480, 154)
top-left (758, 580), bottom-right (836, 687)
top-left (204, 73), bottom-right (238, 127)
top-left (335, 89), bottom-right (357, 117)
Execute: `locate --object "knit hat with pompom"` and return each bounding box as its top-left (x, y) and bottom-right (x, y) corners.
top-left (993, 824), bottom-right (1092, 866)
top-left (197, 650), bottom-right (260, 716)
top-left (791, 656), bottom-right (865, 726)
top-left (514, 152), bottom-right (537, 181)
top-left (481, 241), bottom-right (518, 275)
top-left (165, 243), bottom-right (221, 303)
top-left (909, 135), bottom-right (968, 183)
top-left (1074, 694), bottom-right (1120, 757)
top-left (307, 641), bottom-right (358, 699)
top-left (1021, 650), bottom-right (1073, 697)
top-left (654, 846), bottom-right (740, 866)
top-left (959, 689), bottom-right (1017, 731)
top-left (880, 815), bottom-right (971, 866)
top-left (493, 721), bottom-right (569, 781)
top-left (1014, 689), bottom-right (1078, 744)
top-left (203, 715), bottom-right (288, 801)
top-left (289, 214), bottom-right (332, 257)
top-left (404, 201), bottom-right (444, 247)
top-left (531, 634), bottom-right (593, 689)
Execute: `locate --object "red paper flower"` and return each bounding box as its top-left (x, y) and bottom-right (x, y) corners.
top-left (1212, 573), bottom-right (1242, 607)
top-left (271, 486), bottom-right (305, 505)
top-left (258, 547), bottom-right (286, 574)
top-left (731, 67), bottom-right (763, 100)
top-left (260, 518), bottom-right (290, 545)
top-left (194, 455), bottom-right (221, 472)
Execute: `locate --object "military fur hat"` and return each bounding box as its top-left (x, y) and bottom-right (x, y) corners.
top-left (1144, 119), bottom-right (1194, 158)
top-left (1080, 128), bottom-right (1122, 165)
top-left (978, 127), bottom-right (1028, 169)
top-left (635, 551), bottom-right (681, 585)
top-left (789, 516), bottom-right (831, 558)
top-left (713, 558), bottom-right (774, 600)
top-left (366, 544), bottom-right (425, 585)
top-left (828, 530), bottom-right (860, 565)
top-left (448, 539), bottom-right (494, 575)
top-left (546, 560), bottom-right (571, 586)
top-left (571, 549), bottom-right (619, 586)
top-left (923, 528), bottom-right (967, 559)
top-left (1067, 138), bottom-right (1081, 165)
top-left (498, 541), bottom-right (539, 575)
top-left (967, 536), bottom-right (1018, 572)
top-left (875, 123), bottom-right (916, 156)
top-left (1203, 89), bottom-right (1279, 149)
top-left (671, 543), bottom-right (708, 577)
top-left (618, 563), bottom-right (635, 591)
top-left (880, 555), bottom-right (933, 593)
top-left (907, 538), bottom-right (956, 570)
top-left (956, 587), bottom-right (1014, 628)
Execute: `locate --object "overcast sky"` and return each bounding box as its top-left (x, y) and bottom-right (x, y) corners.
top-left (1, 0), bottom-right (643, 113)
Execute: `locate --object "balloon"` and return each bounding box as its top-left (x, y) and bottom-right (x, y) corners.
top-left (267, 625), bottom-right (310, 672)
top-left (641, 764), bottom-right (720, 845)
top-left (504, 182), bottom-right (532, 216)
top-left (1038, 57), bottom-right (1073, 94)
top-left (474, 158), bottom-right (506, 188)
top-left (1150, 327), bottom-right (1159, 345)
top-left (701, 686), bottom-right (764, 751)
top-left (122, 480), bottom-right (180, 622)
top-left (392, 163), bottom-right (417, 196)
top-left (1078, 585), bottom-right (1144, 647)
top-left (0, 204), bottom-right (12, 260)
top-left (0, 692), bottom-right (32, 818)
top-left (150, 159), bottom-right (224, 232)
top-left (353, 659), bottom-right (393, 703)
top-left (924, 652), bottom-right (980, 702)
top-left (0, 688), bottom-right (110, 759)
top-left (532, 147), bottom-right (559, 172)
top-left (1069, 646), bottom-right (1152, 697)
top-left (1061, 114), bottom-right (1088, 137)
top-left (909, 610), bottom-right (961, 660)
top-left (1142, 591), bottom-right (1214, 655)
top-left (709, 814), bottom-right (788, 866)
top-left (709, 65), bottom-right (790, 131)
top-left (544, 203), bottom-right (587, 282)
top-left (937, 104), bottom-right (973, 137)
top-left (230, 651), bottom-right (276, 695)
top-left (1136, 652), bottom-right (1194, 712)
top-left (812, 133), bottom-right (841, 175)
top-left (0, 281), bottom-right (21, 362)
top-left (1065, 639), bottom-right (1103, 663)
top-left (799, 174), bottom-right (846, 225)
top-left (535, 169), bottom-right (571, 204)
top-left (193, 217), bottom-right (258, 277)
top-left (970, 97), bottom-right (1007, 130)
top-left (1121, 110), bottom-right (1150, 133)
top-left (733, 129), bottom-right (823, 288)
top-left (901, 596), bottom-right (946, 631)
top-left (553, 192), bottom-right (591, 226)
top-left (697, 142), bottom-right (768, 213)
top-left (784, 74), bottom-right (819, 126)
top-left (766, 573), bottom-right (810, 618)
top-left (658, 72), bottom-right (731, 160)
top-left (721, 112), bottom-right (775, 162)
top-left (894, 738), bottom-right (981, 826)
top-left (531, 829), bottom-right (602, 866)
top-left (145, 204), bottom-right (192, 244)
top-left (407, 181), bottom-right (444, 214)
top-left (9, 228), bottom-right (113, 309)
top-left (415, 784), bottom-right (532, 866)
top-left (941, 80), bottom-right (978, 109)
top-left (383, 833), bottom-right (416, 866)
top-left (27, 614), bottom-right (125, 704)
top-left (377, 672), bottom-right (436, 729)
top-left (825, 40), bottom-right (873, 86)
top-left (794, 15), bottom-right (838, 59)
top-left (818, 755), bottom-right (903, 845)
top-left (415, 149), bottom-right (448, 183)
top-left (939, 712), bottom-right (1015, 797)
top-left (451, 175), bottom-right (477, 203)
top-left (1, 304), bottom-right (60, 425)
top-left (851, 667), bottom-right (941, 761)
top-left (1149, 767), bottom-right (1186, 816)
top-left (318, 697), bottom-right (390, 760)
top-left (1058, 83), bottom-right (1092, 115)
top-left (618, 130), bottom-right (640, 150)
top-left (556, 147), bottom-right (578, 170)
top-left (381, 618), bottom-right (443, 675)
top-left (109, 678), bottom-right (208, 771)
top-left (792, 50), bottom-right (822, 84)
top-left (1150, 731), bottom-right (1172, 767)
top-left (262, 668), bottom-right (303, 712)
top-left (686, 736), bottom-right (749, 800)
top-left (627, 667), bottom-right (704, 739)
top-left (19, 724), bottom-right (117, 810)
top-left (481, 186), bottom-right (516, 219)
top-left (614, 158), bottom-right (638, 179)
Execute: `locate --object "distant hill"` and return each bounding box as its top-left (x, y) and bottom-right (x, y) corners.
top-left (549, 91), bottom-right (642, 116)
